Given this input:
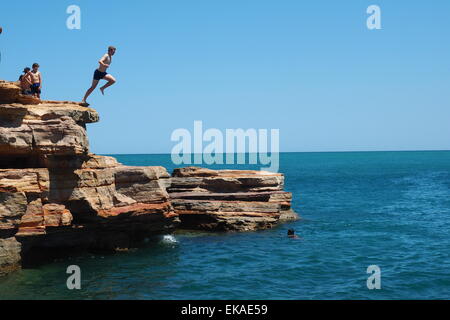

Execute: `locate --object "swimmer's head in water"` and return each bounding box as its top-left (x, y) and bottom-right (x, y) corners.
top-left (287, 229), bottom-right (295, 236)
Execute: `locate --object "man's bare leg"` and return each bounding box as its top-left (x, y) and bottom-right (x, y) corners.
top-left (100, 74), bottom-right (116, 95)
top-left (82, 80), bottom-right (99, 103)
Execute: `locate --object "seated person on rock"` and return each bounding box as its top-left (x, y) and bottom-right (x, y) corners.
top-left (19, 67), bottom-right (32, 95)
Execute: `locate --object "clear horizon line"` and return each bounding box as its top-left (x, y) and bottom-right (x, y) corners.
top-left (101, 149), bottom-right (450, 156)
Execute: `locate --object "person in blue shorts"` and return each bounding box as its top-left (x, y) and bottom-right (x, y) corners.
top-left (30, 63), bottom-right (42, 99)
top-left (82, 46), bottom-right (117, 105)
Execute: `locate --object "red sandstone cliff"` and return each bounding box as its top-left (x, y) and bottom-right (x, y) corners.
top-left (0, 80), bottom-right (298, 275)
top-left (0, 81), bottom-right (178, 274)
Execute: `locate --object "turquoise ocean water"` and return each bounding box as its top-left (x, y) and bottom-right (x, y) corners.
top-left (0, 151), bottom-right (449, 300)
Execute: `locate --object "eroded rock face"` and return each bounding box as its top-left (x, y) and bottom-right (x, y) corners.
top-left (168, 167), bottom-right (299, 231)
top-left (0, 105), bottom-right (97, 157)
top-left (0, 81), bottom-right (99, 159)
top-left (0, 155), bottom-right (177, 236)
top-left (0, 238), bottom-right (22, 274)
top-left (0, 81), bottom-right (21, 104)
top-left (0, 155), bottom-right (179, 274)
top-left (0, 81), bottom-right (179, 275)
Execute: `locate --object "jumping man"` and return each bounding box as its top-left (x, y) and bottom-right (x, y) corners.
top-left (82, 46), bottom-right (117, 105)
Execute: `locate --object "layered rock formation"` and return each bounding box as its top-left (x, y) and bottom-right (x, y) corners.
top-left (0, 81), bottom-right (178, 275)
top-left (168, 167), bottom-right (298, 231)
top-left (0, 80), bottom-right (298, 275)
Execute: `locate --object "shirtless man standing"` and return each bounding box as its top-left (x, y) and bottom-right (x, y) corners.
top-left (30, 63), bottom-right (42, 99)
top-left (82, 46), bottom-right (117, 105)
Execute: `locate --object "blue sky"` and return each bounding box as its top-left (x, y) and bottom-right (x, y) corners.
top-left (1, 0), bottom-right (449, 154)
